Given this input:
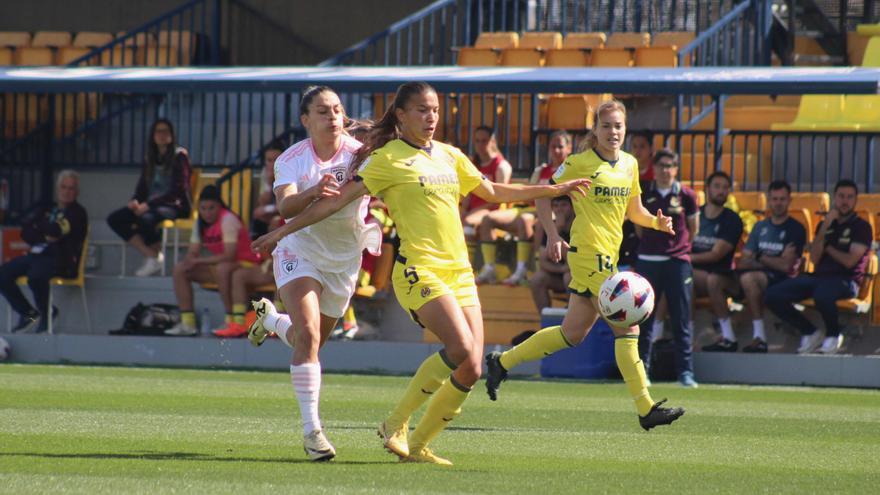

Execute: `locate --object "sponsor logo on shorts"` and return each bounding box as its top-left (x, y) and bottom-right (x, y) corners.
top-left (420, 287), bottom-right (431, 298)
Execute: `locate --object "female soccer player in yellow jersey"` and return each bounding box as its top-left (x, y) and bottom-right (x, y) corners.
top-left (484, 100), bottom-right (687, 431)
top-left (252, 81), bottom-right (590, 465)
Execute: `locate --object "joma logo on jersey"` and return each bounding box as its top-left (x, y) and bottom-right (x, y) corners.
top-left (593, 186), bottom-right (631, 197)
top-left (418, 174), bottom-right (459, 187)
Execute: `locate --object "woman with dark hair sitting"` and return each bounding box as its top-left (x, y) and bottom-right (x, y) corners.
top-left (165, 185), bottom-right (261, 336)
top-left (107, 118), bottom-right (192, 277)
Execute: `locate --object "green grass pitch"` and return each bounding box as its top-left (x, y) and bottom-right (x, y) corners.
top-left (1, 364), bottom-right (879, 494)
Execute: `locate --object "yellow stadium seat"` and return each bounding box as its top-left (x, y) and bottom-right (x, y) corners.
top-left (500, 48), bottom-right (543, 66)
top-left (499, 93), bottom-right (534, 145)
top-left (635, 46), bottom-right (677, 67)
top-left (790, 191), bottom-right (829, 232)
top-left (845, 95), bottom-right (880, 131)
top-left (32, 31), bottom-right (71, 47)
top-left (847, 32), bottom-right (872, 66)
top-left (545, 48), bottom-right (589, 66)
top-left (696, 190), bottom-right (705, 206)
top-left (137, 46), bottom-right (180, 66)
top-left (0, 47), bottom-right (11, 65)
top-left (161, 169), bottom-right (202, 270)
top-left (117, 31), bottom-right (156, 47)
top-left (563, 32), bottom-right (606, 49)
top-left (457, 47), bottom-right (498, 66)
top-left (57, 47), bottom-right (90, 65)
top-left (454, 94), bottom-right (501, 144)
top-left (859, 194), bottom-right (880, 241)
top-left (0, 32), bottom-right (31, 47)
top-left (3, 93), bottom-right (47, 139)
top-left (802, 253), bottom-right (877, 315)
top-left (724, 95), bottom-right (801, 107)
top-left (856, 24), bottom-right (880, 36)
top-left (474, 31), bottom-right (519, 49)
top-left (14, 47), bottom-right (54, 65)
top-left (732, 191), bottom-right (767, 213)
top-left (73, 32), bottom-right (114, 48)
top-left (652, 31), bottom-right (694, 48)
top-left (590, 48), bottom-right (633, 67)
top-left (158, 30), bottom-right (195, 65)
top-left (605, 32), bottom-right (650, 48)
top-left (862, 36), bottom-right (880, 67)
top-left (547, 95), bottom-right (592, 130)
top-left (786, 208), bottom-right (814, 242)
top-left (520, 31), bottom-right (562, 50)
top-left (770, 95), bottom-right (846, 131)
top-left (100, 46), bottom-right (136, 66)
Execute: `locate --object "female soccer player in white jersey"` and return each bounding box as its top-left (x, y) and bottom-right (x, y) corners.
top-left (252, 81), bottom-right (589, 466)
top-left (483, 100), bottom-right (686, 432)
top-left (247, 85), bottom-right (380, 461)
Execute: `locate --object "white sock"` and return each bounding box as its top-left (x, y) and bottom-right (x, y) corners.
top-left (266, 313), bottom-right (294, 349)
top-left (651, 320), bottom-right (664, 342)
top-left (719, 317), bottom-right (736, 342)
top-left (752, 320), bottom-right (766, 342)
top-left (291, 363), bottom-right (322, 435)
top-left (514, 261), bottom-right (527, 272)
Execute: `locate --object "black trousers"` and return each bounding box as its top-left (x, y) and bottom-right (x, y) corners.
top-left (0, 253), bottom-right (55, 318)
top-left (636, 257), bottom-right (695, 376)
top-left (107, 205), bottom-right (180, 246)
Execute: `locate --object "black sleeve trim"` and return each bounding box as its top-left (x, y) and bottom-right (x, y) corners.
top-left (352, 175), bottom-right (364, 182)
top-left (549, 178), bottom-right (556, 185)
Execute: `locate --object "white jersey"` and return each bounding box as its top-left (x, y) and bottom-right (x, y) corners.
top-left (273, 135), bottom-right (380, 272)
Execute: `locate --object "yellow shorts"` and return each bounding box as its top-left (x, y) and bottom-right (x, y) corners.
top-left (391, 258), bottom-right (478, 325)
top-left (567, 248), bottom-right (618, 298)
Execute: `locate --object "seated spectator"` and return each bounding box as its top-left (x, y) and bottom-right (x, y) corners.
top-left (107, 119), bottom-right (192, 277)
top-left (0, 170), bottom-right (87, 333)
top-left (735, 180), bottom-right (806, 353)
top-left (251, 140), bottom-right (285, 239)
top-left (475, 130), bottom-right (572, 285)
top-left (629, 130), bottom-right (655, 182)
top-left (461, 126), bottom-right (512, 239)
top-left (765, 179), bottom-right (872, 355)
top-left (693, 171), bottom-right (744, 352)
top-left (528, 195), bottom-right (574, 314)
top-left (165, 185), bottom-right (262, 336)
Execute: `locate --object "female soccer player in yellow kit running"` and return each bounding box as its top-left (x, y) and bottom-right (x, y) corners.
top-left (252, 81), bottom-right (589, 465)
top-left (484, 100), bottom-right (686, 431)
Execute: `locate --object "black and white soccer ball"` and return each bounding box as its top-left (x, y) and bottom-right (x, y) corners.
top-left (598, 271), bottom-right (655, 328)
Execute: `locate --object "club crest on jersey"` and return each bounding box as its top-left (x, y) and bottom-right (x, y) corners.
top-left (330, 166), bottom-right (347, 184)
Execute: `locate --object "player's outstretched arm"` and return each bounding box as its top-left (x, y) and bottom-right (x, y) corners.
top-left (252, 180), bottom-right (368, 253)
top-left (626, 195), bottom-right (674, 235)
top-left (472, 178), bottom-right (591, 204)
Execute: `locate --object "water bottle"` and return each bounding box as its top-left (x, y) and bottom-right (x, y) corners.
top-left (200, 308), bottom-right (211, 336)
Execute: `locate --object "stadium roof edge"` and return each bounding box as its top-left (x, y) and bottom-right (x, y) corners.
top-left (0, 66), bottom-right (878, 95)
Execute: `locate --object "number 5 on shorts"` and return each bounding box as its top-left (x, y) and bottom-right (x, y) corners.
top-left (404, 267), bottom-right (420, 284)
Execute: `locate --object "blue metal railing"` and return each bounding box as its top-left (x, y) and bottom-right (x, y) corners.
top-left (677, 0), bottom-right (771, 68)
top-left (323, 0), bottom-right (747, 66)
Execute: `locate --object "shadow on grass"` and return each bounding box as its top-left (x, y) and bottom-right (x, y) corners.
top-left (0, 451), bottom-right (390, 465)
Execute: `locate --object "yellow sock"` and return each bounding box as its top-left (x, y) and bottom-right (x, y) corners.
top-left (466, 241), bottom-right (478, 263)
top-left (232, 304), bottom-right (246, 324)
top-left (499, 325), bottom-right (572, 371)
top-left (516, 241), bottom-right (531, 264)
top-left (615, 335), bottom-right (654, 416)
top-left (181, 311), bottom-right (196, 328)
top-left (480, 242), bottom-right (497, 266)
top-left (224, 313), bottom-right (234, 324)
top-left (408, 376), bottom-right (471, 451)
top-left (386, 351), bottom-right (456, 428)
top-left (343, 305), bottom-right (356, 325)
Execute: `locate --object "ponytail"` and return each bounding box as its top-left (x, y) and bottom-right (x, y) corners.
top-left (351, 81), bottom-right (437, 173)
top-left (577, 99), bottom-right (627, 153)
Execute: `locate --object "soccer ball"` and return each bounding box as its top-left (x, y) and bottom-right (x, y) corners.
top-left (0, 336), bottom-right (9, 361)
top-left (597, 271), bottom-right (655, 328)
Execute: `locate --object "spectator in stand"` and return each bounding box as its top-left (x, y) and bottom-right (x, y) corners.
top-left (528, 195), bottom-right (575, 315)
top-left (461, 126), bottom-right (512, 239)
top-left (629, 130), bottom-right (655, 182)
top-left (765, 179), bottom-right (872, 355)
top-left (734, 180), bottom-right (806, 353)
top-left (164, 185), bottom-right (261, 336)
top-left (107, 119), bottom-right (192, 277)
top-left (1, 170), bottom-right (87, 333)
top-left (251, 140), bottom-right (286, 239)
top-left (475, 130), bottom-right (572, 285)
top-left (635, 148), bottom-right (700, 387)
top-left (693, 171), bottom-right (744, 352)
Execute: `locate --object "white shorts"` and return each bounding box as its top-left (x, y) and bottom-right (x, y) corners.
top-left (272, 245), bottom-right (358, 319)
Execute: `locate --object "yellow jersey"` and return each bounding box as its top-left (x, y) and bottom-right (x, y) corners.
top-left (552, 149), bottom-right (641, 264)
top-left (357, 139), bottom-right (484, 270)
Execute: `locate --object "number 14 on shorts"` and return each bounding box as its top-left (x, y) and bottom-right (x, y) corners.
top-left (595, 254), bottom-right (613, 272)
